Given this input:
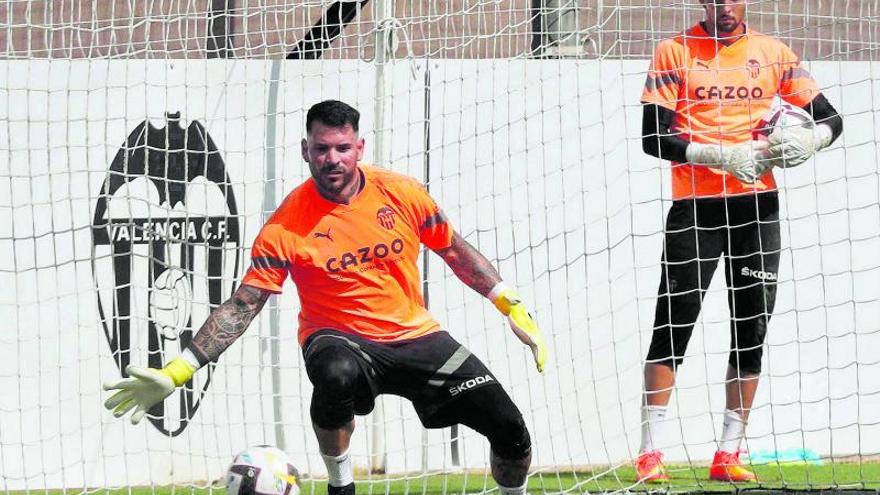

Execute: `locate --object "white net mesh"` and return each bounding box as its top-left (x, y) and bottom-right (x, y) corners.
top-left (1, 1), bottom-right (879, 493)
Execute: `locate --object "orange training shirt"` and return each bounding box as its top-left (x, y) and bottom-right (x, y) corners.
top-left (641, 23), bottom-right (820, 199)
top-left (241, 165), bottom-right (454, 345)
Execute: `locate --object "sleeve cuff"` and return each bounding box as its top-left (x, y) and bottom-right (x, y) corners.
top-left (487, 281), bottom-right (510, 302)
top-left (240, 278), bottom-right (283, 294)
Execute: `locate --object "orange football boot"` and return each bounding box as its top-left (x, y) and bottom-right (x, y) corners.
top-left (709, 451), bottom-right (757, 482)
top-left (635, 451), bottom-right (669, 483)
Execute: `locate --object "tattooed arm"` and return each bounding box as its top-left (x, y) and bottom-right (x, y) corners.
top-left (434, 232), bottom-right (548, 372)
top-left (189, 284), bottom-right (271, 365)
top-left (433, 232), bottom-right (502, 297)
top-left (103, 283), bottom-right (273, 423)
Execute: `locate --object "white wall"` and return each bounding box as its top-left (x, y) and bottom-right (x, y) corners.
top-left (0, 59), bottom-right (878, 490)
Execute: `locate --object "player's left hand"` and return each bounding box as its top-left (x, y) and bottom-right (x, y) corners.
top-left (767, 124), bottom-right (832, 168)
top-left (492, 288), bottom-right (548, 373)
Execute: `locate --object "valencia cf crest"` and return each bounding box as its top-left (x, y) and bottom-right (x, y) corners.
top-left (91, 112), bottom-right (241, 436)
top-left (377, 206), bottom-right (396, 229)
top-left (747, 59), bottom-right (761, 78)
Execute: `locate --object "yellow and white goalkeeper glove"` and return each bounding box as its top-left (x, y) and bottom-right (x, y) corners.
top-left (489, 283), bottom-right (548, 373)
top-left (767, 123), bottom-right (833, 168)
top-left (103, 355), bottom-right (196, 424)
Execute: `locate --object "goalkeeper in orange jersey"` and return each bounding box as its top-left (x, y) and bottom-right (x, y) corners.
top-left (637, 0), bottom-right (842, 483)
top-left (102, 100), bottom-right (547, 495)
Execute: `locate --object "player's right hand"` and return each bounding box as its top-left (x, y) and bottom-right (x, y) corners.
top-left (103, 357), bottom-right (194, 424)
top-left (686, 140), bottom-right (771, 184)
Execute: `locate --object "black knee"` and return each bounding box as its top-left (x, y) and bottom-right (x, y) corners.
top-left (307, 346), bottom-right (363, 429)
top-left (487, 410), bottom-right (532, 461)
top-left (728, 318), bottom-right (768, 375)
top-left (440, 384), bottom-right (532, 460)
top-left (648, 286), bottom-right (700, 370)
top-left (729, 345), bottom-right (764, 375)
top-left (646, 327), bottom-right (690, 370)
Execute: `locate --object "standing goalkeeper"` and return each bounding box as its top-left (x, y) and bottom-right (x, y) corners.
top-left (103, 100), bottom-right (547, 495)
top-left (636, 0), bottom-right (842, 483)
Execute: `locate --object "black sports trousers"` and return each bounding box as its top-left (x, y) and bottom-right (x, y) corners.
top-left (646, 192), bottom-right (781, 374)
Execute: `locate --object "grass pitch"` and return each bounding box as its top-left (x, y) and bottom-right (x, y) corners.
top-left (17, 460), bottom-right (880, 495)
top-left (324, 461), bottom-right (880, 494)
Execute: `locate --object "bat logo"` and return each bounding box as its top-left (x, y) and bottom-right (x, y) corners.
top-left (91, 112), bottom-right (241, 436)
top-left (747, 59), bottom-right (762, 78)
top-left (377, 206), bottom-right (396, 230)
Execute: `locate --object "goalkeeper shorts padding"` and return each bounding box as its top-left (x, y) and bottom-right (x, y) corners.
top-left (427, 378), bottom-right (532, 460)
top-left (305, 344), bottom-right (372, 429)
top-left (303, 328), bottom-right (528, 456)
top-left (646, 193), bottom-right (781, 375)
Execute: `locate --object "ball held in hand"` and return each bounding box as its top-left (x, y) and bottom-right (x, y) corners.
top-left (754, 103), bottom-right (815, 141)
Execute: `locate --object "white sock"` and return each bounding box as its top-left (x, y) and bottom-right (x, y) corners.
top-left (497, 480), bottom-right (528, 495)
top-left (718, 409), bottom-right (747, 453)
top-left (640, 405), bottom-right (668, 453)
top-left (321, 451), bottom-right (354, 487)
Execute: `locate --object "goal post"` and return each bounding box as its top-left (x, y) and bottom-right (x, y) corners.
top-left (1, 1), bottom-right (879, 493)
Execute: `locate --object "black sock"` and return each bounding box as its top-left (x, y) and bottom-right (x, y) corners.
top-left (328, 482), bottom-right (355, 495)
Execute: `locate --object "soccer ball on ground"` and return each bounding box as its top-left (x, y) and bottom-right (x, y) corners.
top-left (753, 102), bottom-right (816, 141)
top-left (226, 445), bottom-right (301, 495)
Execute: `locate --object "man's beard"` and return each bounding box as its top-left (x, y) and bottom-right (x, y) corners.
top-left (317, 166), bottom-right (356, 195)
top-left (716, 17), bottom-right (741, 34)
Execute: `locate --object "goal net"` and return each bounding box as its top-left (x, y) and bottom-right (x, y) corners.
top-left (1, 1), bottom-right (878, 493)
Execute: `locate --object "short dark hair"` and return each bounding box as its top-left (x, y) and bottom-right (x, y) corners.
top-left (306, 100), bottom-right (360, 133)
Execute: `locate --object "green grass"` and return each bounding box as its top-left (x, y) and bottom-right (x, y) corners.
top-left (18, 462), bottom-right (880, 495)
top-left (332, 462), bottom-right (880, 494)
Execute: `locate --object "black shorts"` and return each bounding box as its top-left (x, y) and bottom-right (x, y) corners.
top-left (302, 329), bottom-right (515, 428)
top-left (646, 192), bottom-right (781, 373)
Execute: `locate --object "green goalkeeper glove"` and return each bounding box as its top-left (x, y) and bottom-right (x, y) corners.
top-left (489, 284), bottom-right (548, 373)
top-left (103, 356), bottom-right (196, 424)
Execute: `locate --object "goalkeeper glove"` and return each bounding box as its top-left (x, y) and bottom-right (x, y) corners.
top-left (767, 123), bottom-right (833, 168)
top-left (685, 140), bottom-right (772, 184)
top-left (489, 283), bottom-right (548, 373)
top-left (103, 355), bottom-right (196, 424)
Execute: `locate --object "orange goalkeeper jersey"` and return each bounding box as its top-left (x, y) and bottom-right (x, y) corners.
top-left (242, 165), bottom-right (454, 345)
top-left (641, 23), bottom-right (820, 199)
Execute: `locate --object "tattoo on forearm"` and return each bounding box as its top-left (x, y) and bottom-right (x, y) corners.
top-left (191, 285), bottom-right (270, 363)
top-left (440, 234), bottom-right (502, 296)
